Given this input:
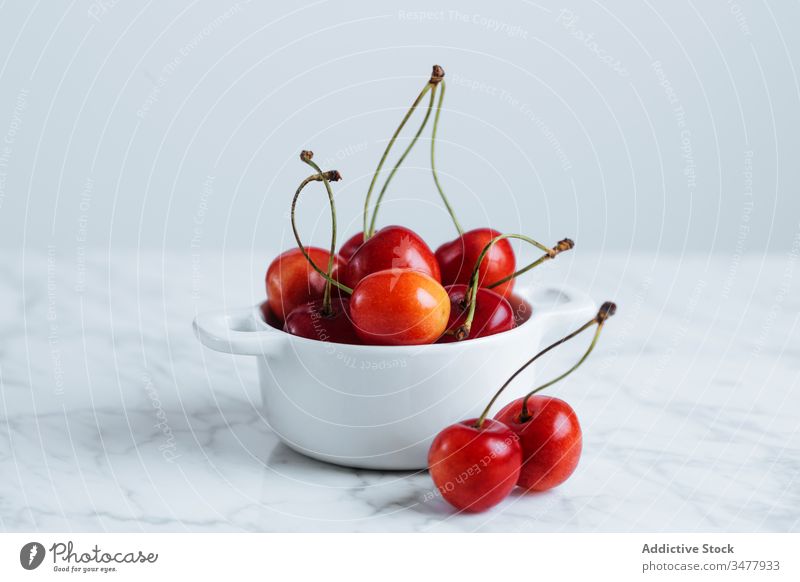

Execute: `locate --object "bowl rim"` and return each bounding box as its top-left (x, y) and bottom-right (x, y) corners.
top-left (252, 284), bottom-right (586, 353)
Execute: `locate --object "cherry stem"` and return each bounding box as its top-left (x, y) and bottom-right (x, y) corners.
top-left (363, 78), bottom-right (433, 239)
top-left (474, 302), bottom-right (616, 429)
top-left (430, 80), bottom-right (464, 236)
top-left (487, 238), bottom-right (575, 290)
top-left (519, 322), bottom-right (604, 421)
top-left (298, 151), bottom-right (340, 314)
top-left (454, 234), bottom-right (574, 340)
top-left (363, 65), bottom-right (445, 240)
top-left (290, 153), bottom-right (354, 302)
top-left (368, 86), bottom-right (437, 236)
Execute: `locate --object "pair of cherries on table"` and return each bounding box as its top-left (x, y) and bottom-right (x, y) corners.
top-left (266, 222), bottom-right (551, 346)
top-left (428, 302), bottom-right (617, 512)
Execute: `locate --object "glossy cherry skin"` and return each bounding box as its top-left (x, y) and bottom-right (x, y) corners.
top-left (494, 396), bottom-right (582, 492)
top-left (350, 269), bottom-right (450, 345)
top-left (266, 247), bottom-right (341, 322)
top-left (428, 418), bottom-right (522, 512)
top-left (338, 232), bottom-right (364, 263)
top-left (506, 293), bottom-right (533, 326)
top-left (343, 225), bottom-right (440, 290)
top-left (435, 228), bottom-right (516, 298)
top-left (438, 284), bottom-right (515, 343)
top-left (283, 298), bottom-right (360, 345)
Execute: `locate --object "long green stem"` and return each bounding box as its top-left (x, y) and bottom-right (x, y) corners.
top-left (430, 80), bottom-right (463, 235)
top-left (455, 234), bottom-right (572, 340)
top-left (290, 157), bottom-right (353, 297)
top-left (368, 86), bottom-right (437, 235)
top-left (474, 302), bottom-right (616, 429)
top-left (520, 323), bottom-right (604, 421)
top-left (363, 82), bottom-right (433, 239)
top-left (300, 151), bottom-right (339, 314)
top-left (474, 320), bottom-right (596, 428)
top-left (363, 65), bottom-right (445, 239)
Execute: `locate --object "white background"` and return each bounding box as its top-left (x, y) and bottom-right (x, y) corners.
top-left (0, 0), bottom-right (798, 254)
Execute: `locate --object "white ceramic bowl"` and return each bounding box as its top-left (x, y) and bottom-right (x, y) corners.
top-left (194, 285), bottom-right (595, 470)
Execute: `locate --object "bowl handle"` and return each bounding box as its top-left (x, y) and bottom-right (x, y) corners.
top-left (193, 306), bottom-right (285, 356)
top-left (529, 286), bottom-right (598, 338)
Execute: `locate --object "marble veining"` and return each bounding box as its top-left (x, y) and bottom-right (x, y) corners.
top-left (0, 250), bottom-right (798, 532)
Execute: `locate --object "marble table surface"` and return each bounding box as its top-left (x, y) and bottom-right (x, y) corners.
top-left (1, 249), bottom-right (798, 532)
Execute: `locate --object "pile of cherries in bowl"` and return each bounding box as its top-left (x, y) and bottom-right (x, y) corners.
top-left (264, 67), bottom-right (574, 347)
top-left (266, 217), bottom-right (574, 346)
top-left (261, 65), bottom-right (617, 513)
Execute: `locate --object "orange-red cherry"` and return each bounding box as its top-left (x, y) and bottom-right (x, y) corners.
top-left (350, 268), bottom-right (450, 345)
top-left (266, 247), bottom-right (341, 322)
top-left (343, 225), bottom-right (440, 289)
top-left (436, 228), bottom-right (516, 298)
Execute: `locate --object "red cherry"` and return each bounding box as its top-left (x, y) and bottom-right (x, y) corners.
top-left (283, 298), bottom-right (360, 345)
top-left (436, 228), bottom-right (516, 298)
top-left (266, 247), bottom-right (341, 322)
top-left (438, 284), bottom-right (515, 342)
top-left (338, 232), bottom-right (364, 263)
top-left (343, 225), bottom-right (440, 289)
top-left (259, 301), bottom-right (282, 329)
top-left (428, 418), bottom-right (522, 512)
top-left (506, 293), bottom-right (533, 326)
top-left (350, 268), bottom-right (449, 345)
top-left (494, 396), bottom-right (582, 492)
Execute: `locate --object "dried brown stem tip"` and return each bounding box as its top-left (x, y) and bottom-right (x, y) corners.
top-left (306, 170), bottom-right (342, 183)
top-left (430, 64), bottom-right (445, 84)
top-left (300, 150), bottom-right (314, 162)
top-left (548, 238), bottom-right (575, 258)
top-left (453, 325), bottom-right (469, 341)
top-left (596, 301), bottom-right (617, 323)
top-left (556, 238), bottom-right (575, 253)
